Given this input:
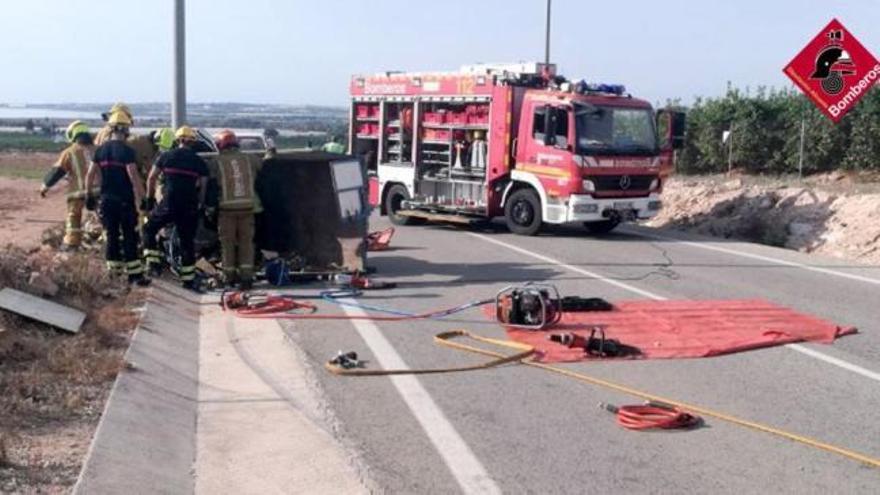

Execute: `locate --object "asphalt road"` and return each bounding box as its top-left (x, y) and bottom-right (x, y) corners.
top-left (282, 216), bottom-right (880, 494)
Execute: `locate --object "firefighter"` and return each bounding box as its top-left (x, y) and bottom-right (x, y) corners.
top-left (127, 132), bottom-right (158, 182)
top-left (39, 121), bottom-right (96, 250)
top-left (321, 135), bottom-right (346, 154)
top-left (142, 126), bottom-right (209, 291)
top-left (153, 127), bottom-right (176, 153)
top-left (212, 130), bottom-right (263, 289)
top-left (95, 103), bottom-right (133, 146)
top-left (83, 113), bottom-right (150, 285)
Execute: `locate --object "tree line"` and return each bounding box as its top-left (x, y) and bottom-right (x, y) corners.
top-left (675, 85), bottom-right (880, 174)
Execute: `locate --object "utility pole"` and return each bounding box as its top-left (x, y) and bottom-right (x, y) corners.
top-left (798, 117), bottom-right (806, 179)
top-left (544, 0), bottom-right (552, 64)
top-left (727, 124), bottom-right (734, 175)
top-left (172, 0), bottom-right (187, 128)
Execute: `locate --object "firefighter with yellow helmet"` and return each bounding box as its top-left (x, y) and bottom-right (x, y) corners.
top-left (212, 129), bottom-right (263, 289)
top-left (39, 121), bottom-right (97, 249)
top-left (94, 103), bottom-right (133, 147)
top-left (142, 126), bottom-right (209, 291)
top-left (84, 112), bottom-right (150, 285)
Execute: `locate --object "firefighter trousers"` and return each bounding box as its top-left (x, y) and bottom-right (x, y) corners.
top-left (100, 196), bottom-right (144, 280)
top-left (143, 199), bottom-right (198, 283)
top-left (218, 209), bottom-right (255, 283)
top-left (64, 198), bottom-right (84, 247)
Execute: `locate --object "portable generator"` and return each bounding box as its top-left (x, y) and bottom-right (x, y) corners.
top-left (495, 283), bottom-right (562, 330)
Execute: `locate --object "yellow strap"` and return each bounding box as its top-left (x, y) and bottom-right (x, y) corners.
top-left (325, 330), bottom-right (534, 376)
top-left (332, 329), bottom-right (880, 469)
top-left (69, 147), bottom-right (87, 192)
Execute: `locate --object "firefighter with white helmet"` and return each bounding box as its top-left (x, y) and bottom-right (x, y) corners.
top-left (142, 126), bottom-right (209, 291)
top-left (212, 129), bottom-right (263, 289)
top-left (84, 112), bottom-right (150, 285)
top-left (39, 120), bottom-right (97, 249)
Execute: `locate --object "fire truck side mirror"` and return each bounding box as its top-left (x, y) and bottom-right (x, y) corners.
top-left (670, 111), bottom-right (686, 149)
top-left (542, 109), bottom-right (554, 147)
top-left (657, 110), bottom-right (687, 150)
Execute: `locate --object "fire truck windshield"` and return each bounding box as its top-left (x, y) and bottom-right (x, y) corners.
top-left (575, 104), bottom-right (657, 156)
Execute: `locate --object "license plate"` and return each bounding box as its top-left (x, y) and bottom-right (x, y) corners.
top-left (613, 202), bottom-right (634, 210)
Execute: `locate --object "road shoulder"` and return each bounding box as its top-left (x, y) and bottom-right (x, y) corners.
top-left (195, 300), bottom-right (367, 494)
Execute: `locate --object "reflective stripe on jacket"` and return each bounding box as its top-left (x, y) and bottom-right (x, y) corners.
top-left (216, 151), bottom-right (261, 210)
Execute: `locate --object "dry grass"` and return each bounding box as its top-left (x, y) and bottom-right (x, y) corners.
top-left (0, 239), bottom-right (146, 493)
top-left (0, 151), bottom-right (56, 180)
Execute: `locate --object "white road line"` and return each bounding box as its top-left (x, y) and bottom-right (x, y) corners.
top-left (787, 344), bottom-right (880, 382)
top-left (340, 301), bottom-right (501, 495)
top-left (629, 229), bottom-right (880, 287)
top-left (469, 232), bottom-right (880, 384)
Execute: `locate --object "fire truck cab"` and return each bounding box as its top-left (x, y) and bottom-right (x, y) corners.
top-left (349, 62), bottom-right (684, 235)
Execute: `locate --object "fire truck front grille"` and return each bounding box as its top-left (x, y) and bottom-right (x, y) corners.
top-left (592, 175), bottom-right (654, 192)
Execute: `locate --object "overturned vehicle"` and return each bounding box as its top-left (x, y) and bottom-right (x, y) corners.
top-left (158, 151), bottom-right (369, 284)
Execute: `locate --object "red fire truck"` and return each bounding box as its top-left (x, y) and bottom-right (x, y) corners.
top-left (349, 62), bottom-right (684, 235)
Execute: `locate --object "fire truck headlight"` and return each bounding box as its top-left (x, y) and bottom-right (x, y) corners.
top-left (649, 178), bottom-right (661, 191)
top-left (582, 179), bottom-right (595, 193)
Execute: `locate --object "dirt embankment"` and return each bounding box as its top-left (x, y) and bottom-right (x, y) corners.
top-left (649, 172), bottom-right (880, 265)
top-left (0, 164), bottom-right (145, 493)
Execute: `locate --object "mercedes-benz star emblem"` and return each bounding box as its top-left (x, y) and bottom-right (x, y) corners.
top-left (619, 175), bottom-right (632, 190)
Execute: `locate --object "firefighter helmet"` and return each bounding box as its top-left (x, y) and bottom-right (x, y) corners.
top-left (214, 129), bottom-right (239, 151)
top-left (102, 102), bottom-right (133, 123)
top-left (110, 102), bottom-right (133, 119)
top-left (175, 126), bottom-right (197, 142)
top-left (108, 111), bottom-right (132, 128)
top-left (65, 121), bottom-right (90, 143)
top-left (811, 47), bottom-right (854, 79)
top-left (153, 127), bottom-right (176, 151)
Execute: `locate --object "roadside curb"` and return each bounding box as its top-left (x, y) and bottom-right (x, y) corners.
top-left (74, 282), bottom-right (201, 494)
top-left (73, 282), bottom-right (367, 493)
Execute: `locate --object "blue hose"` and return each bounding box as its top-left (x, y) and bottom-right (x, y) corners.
top-left (320, 290), bottom-right (492, 319)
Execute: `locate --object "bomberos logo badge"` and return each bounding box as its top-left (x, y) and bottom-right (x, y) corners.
top-left (784, 18), bottom-right (879, 122)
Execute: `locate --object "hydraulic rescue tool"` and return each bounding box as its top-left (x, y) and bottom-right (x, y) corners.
top-left (548, 328), bottom-right (640, 358)
top-left (329, 351), bottom-right (361, 370)
top-left (495, 283), bottom-right (562, 329)
top-left (495, 283), bottom-right (614, 330)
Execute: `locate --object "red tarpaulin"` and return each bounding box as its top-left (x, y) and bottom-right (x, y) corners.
top-left (488, 299), bottom-right (856, 363)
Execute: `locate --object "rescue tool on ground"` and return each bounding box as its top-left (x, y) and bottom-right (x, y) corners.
top-left (494, 282), bottom-right (614, 329)
top-left (548, 328), bottom-right (640, 358)
top-left (350, 62), bottom-right (686, 235)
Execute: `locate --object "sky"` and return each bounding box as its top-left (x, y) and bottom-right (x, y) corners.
top-left (1, 0), bottom-right (878, 107)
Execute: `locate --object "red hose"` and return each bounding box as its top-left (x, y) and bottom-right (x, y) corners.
top-left (223, 292), bottom-right (484, 322)
top-left (603, 403), bottom-right (701, 430)
top-left (234, 297), bottom-right (317, 316)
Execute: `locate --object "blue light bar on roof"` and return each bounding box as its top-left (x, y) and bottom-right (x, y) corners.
top-left (575, 81), bottom-right (627, 95)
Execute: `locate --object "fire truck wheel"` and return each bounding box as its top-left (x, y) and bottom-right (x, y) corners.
top-left (505, 188), bottom-right (542, 236)
top-left (583, 219), bottom-right (620, 234)
top-left (386, 184), bottom-right (423, 226)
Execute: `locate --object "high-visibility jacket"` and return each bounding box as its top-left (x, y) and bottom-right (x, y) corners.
top-left (127, 134), bottom-right (157, 180)
top-left (321, 141), bottom-right (346, 154)
top-left (94, 125), bottom-right (113, 147)
top-left (55, 143), bottom-right (96, 199)
top-left (214, 150), bottom-right (263, 211)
